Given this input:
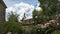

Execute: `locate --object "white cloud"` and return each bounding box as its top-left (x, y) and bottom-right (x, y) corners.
top-left (6, 2), bottom-right (42, 22)
top-left (6, 2), bottom-right (34, 21)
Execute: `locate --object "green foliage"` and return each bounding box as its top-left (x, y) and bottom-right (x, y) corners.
top-left (44, 23), bottom-right (58, 34)
top-left (0, 11), bottom-right (23, 34)
top-left (8, 12), bottom-right (19, 22)
top-left (0, 22), bottom-right (23, 34)
top-left (35, 28), bottom-right (46, 34)
top-left (33, 9), bottom-right (52, 24)
top-left (0, 12), bottom-right (23, 34)
top-left (5, 22), bottom-right (22, 32)
top-left (33, 0), bottom-right (60, 24)
top-left (0, 23), bottom-right (6, 33)
top-left (51, 30), bottom-right (60, 34)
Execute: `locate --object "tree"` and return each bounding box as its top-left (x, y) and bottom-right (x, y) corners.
top-left (32, 0), bottom-right (60, 24)
top-left (33, 9), bottom-right (52, 24)
top-left (8, 11), bottom-right (19, 22)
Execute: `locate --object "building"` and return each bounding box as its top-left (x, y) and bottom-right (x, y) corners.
top-left (21, 18), bottom-right (34, 24)
top-left (0, 0), bottom-right (7, 22)
top-left (21, 13), bottom-right (34, 24)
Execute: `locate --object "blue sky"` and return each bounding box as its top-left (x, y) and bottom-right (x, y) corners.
top-left (3, 0), bottom-right (40, 21)
top-left (3, 0), bottom-right (39, 7)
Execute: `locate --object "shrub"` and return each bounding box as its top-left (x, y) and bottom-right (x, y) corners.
top-left (51, 30), bottom-right (60, 34)
top-left (0, 22), bottom-right (23, 34)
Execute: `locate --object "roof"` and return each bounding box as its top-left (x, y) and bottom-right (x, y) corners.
top-left (0, 0), bottom-right (7, 8)
top-left (24, 17), bottom-right (32, 20)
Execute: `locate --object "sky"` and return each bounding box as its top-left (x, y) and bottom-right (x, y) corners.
top-left (3, 0), bottom-right (39, 7)
top-left (3, 0), bottom-right (41, 22)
